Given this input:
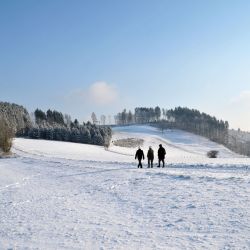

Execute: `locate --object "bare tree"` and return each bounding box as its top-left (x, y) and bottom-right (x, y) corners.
top-left (91, 112), bottom-right (98, 124)
top-left (108, 115), bottom-right (112, 125)
top-left (0, 118), bottom-right (14, 153)
top-left (100, 115), bottom-right (106, 125)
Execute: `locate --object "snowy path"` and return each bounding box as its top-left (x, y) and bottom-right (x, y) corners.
top-left (0, 125), bottom-right (250, 249)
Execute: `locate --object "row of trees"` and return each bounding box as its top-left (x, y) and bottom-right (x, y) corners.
top-left (0, 102), bottom-right (113, 151)
top-left (34, 109), bottom-right (64, 125)
top-left (27, 124), bottom-right (112, 146)
top-left (24, 109), bottom-right (112, 146)
top-left (162, 107), bottom-right (229, 145)
top-left (91, 112), bottom-right (112, 125)
top-left (115, 106), bottom-right (229, 151)
top-left (114, 107), bottom-right (161, 125)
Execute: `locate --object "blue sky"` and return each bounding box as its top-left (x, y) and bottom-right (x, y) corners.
top-left (0, 0), bottom-right (250, 129)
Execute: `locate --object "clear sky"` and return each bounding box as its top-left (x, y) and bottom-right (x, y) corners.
top-left (1, 0), bottom-right (250, 130)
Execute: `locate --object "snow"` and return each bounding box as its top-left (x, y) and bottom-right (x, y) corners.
top-left (0, 125), bottom-right (249, 249)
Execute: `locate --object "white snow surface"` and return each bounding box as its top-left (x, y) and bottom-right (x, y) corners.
top-left (0, 125), bottom-right (249, 249)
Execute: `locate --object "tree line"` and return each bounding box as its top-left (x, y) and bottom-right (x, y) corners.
top-left (25, 109), bottom-right (112, 146)
top-left (114, 107), bottom-right (161, 125)
top-left (163, 107), bottom-right (229, 145)
top-left (0, 102), bottom-right (112, 153)
top-left (114, 106), bottom-right (250, 156)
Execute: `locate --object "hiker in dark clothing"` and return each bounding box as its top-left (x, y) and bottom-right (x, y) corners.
top-left (157, 144), bottom-right (166, 167)
top-left (135, 147), bottom-right (145, 168)
top-left (147, 146), bottom-right (154, 168)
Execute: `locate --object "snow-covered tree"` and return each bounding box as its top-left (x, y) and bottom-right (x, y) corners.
top-left (92, 133), bottom-right (104, 145)
top-left (155, 106), bottom-right (161, 121)
top-left (64, 114), bottom-right (72, 128)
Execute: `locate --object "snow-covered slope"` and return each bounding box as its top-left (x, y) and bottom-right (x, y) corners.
top-left (0, 125), bottom-right (249, 249)
top-left (112, 125), bottom-right (247, 165)
top-left (13, 125), bottom-right (249, 166)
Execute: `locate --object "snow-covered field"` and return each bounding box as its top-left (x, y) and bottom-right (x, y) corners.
top-left (0, 125), bottom-right (249, 249)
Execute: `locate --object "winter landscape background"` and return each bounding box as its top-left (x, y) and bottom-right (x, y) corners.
top-left (1, 1), bottom-right (250, 249)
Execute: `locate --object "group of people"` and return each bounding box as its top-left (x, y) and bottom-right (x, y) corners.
top-left (135, 144), bottom-right (166, 168)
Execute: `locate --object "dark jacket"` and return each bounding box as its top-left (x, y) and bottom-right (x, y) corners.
top-left (135, 149), bottom-right (145, 160)
top-left (158, 146), bottom-right (166, 159)
top-left (147, 148), bottom-right (154, 160)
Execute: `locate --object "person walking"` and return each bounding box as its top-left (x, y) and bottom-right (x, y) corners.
top-left (147, 146), bottom-right (154, 168)
top-left (135, 147), bottom-right (145, 168)
top-left (157, 144), bottom-right (166, 167)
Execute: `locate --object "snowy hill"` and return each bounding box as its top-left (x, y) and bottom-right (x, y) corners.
top-left (112, 125), bottom-right (246, 164)
top-left (0, 125), bottom-right (249, 249)
top-left (13, 125), bottom-right (248, 165)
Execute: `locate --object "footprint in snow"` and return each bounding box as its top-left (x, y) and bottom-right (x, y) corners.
top-left (186, 204), bottom-right (196, 209)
